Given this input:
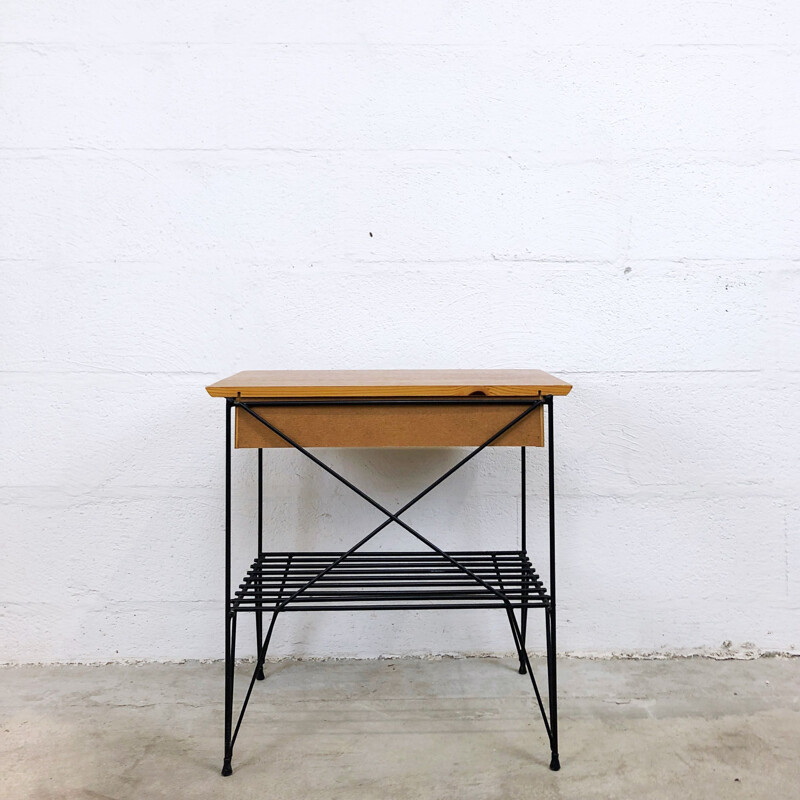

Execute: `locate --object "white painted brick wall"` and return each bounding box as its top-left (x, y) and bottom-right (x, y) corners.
top-left (2, 2), bottom-right (798, 662)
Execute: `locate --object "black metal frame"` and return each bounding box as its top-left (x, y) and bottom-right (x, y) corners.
top-left (220, 395), bottom-right (560, 776)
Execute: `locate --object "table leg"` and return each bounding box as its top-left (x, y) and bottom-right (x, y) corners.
top-left (546, 396), bottom-right (560, 771)
top-left (519, 446), bottom-right (528, 674)
top-left (222, 399), bottom-right (235, 776)
top-left (255, 449), bottom-right (265, 681)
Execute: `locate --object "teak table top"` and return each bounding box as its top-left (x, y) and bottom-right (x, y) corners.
top-left (206, 369), bottom-right (572, 399)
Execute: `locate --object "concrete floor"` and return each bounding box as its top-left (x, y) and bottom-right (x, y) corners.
top-left (1, 657), bottom-right (798, 800)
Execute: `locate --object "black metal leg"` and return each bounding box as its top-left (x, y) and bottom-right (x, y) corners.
top-left (222, 399), bottom-right (234, 776)
top-left (519, 446), bottom-right (528, 675)
top-left (222, 613), bottom-right (237, 776)
top-left (519, 603), bottom-right (528, 674)
top-left (255, 449), bottom-right (265, 681)
top-left (545, 608), bottom-right (559, 770)
top-left (546, 396), bottom-right (560, 771)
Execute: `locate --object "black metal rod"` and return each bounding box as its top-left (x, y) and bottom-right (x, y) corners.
top-left (222, 399), bottom-right (234, 777)
top-left (248, 552), bottom-right (531, 561)
top-left (231, 602), bottom-right (549, 612)
top-left (519, 446), bottom-right (528, 674)
top-left (255, 448), bottom-right (264, 680)
top-left (238, 590), bottom-right (545, 600)
top-left (250, 563), bottom-right (529, 569)
top-left (235, 400), bottom-right (542, 610)
top-left (240, 580), bottom-right (544, 590)
top-left (244, 571), bottom-right (541, 580)
top-left (245, 562), bottom-right (540, 573)
top-left (242, 572), bottom-right (540, 586)
top-left (240, 581), bottom-right (542, 590)
top-left (245, 563), bottom-right (539, 572)
top-left (245, 566), bottom-right (539, 574)
top-left (244, 578), bottom-right (540, 585)
top-left (248, 550), bottom-right (527, 558)
top-left (546, 395), bottom-right (560, 771)
top-left (239, 590), bottom-right (536, 600)
top-left (245, 575), bottom-right (540, 582)
top-left (257, 449), bottom-right (263, 553)
top-left (240, 397), bottom-right (541, 407)
top-left (521, 446), bottom-right (527, 554)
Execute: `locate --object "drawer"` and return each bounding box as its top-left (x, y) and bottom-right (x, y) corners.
top-left (235, 402), bottom-right (543, 448)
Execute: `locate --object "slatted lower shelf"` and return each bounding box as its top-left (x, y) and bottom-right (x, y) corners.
top-left (233, 550), bottom-right (549, 612)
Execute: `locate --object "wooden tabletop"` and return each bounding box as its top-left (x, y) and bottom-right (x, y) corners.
top-left (206, 369), bottom-right (572, 399)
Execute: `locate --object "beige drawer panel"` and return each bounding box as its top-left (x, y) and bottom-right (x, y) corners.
top-left (235, 403), bottom-right (543, 448)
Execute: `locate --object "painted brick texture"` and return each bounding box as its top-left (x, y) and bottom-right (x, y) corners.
top-left (2, 2), bottom-right (798, 661)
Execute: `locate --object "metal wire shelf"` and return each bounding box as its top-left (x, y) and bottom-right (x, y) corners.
top-left (233, 550), bottom-right (549, 612)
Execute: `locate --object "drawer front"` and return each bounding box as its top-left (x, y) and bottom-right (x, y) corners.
top-left (235, 403), bottom-right (543, 448)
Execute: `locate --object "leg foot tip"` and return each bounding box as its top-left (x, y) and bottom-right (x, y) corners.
top-left (221, 760), bottom-right (233, 777)
top-left (549, 755), bottom-right (561, 771)
top-left (255, 666), bottom-right (265, 681)
top-left (518, 665), bottom-right (527, 675)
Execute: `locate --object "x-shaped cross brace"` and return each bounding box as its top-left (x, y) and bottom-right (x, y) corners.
top-left (237, 398), bottom-right (543, 609)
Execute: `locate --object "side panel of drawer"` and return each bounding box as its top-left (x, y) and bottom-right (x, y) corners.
top-left (235, 403), bottom-right (543, 448)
